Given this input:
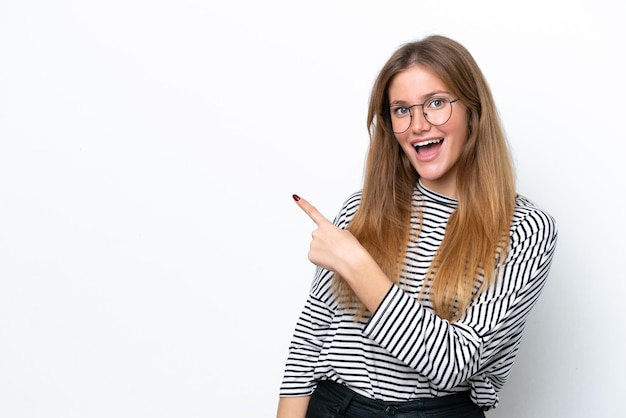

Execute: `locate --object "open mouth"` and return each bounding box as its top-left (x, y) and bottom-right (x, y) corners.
top-left (414, 138), bottom-right (443, 154)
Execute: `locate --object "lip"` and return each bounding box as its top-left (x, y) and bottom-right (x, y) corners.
top-left (411, 138), bottom-right (444, 151)
top-left (411, 137), bottom-right (444, 147)
top-left (411, 137), bottom-right (444, 161)
top-left (413, 138), bottom-right (443, 147)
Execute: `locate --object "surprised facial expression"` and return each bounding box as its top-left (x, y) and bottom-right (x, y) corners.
top-left (388, 65), bottom-right (469, 198)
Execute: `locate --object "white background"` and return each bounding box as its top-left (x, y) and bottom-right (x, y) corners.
top-left (1, 1), bottom-right (624, 417)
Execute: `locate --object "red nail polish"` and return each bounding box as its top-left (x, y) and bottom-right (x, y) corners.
top-left (292, 194), bottom-right (300, 202)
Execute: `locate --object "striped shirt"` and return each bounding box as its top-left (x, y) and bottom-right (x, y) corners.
top-left (279, 181), bottom-right (558, 410)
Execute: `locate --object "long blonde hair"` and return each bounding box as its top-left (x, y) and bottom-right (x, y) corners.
top-left (335, 35), bottom-right (516, 321)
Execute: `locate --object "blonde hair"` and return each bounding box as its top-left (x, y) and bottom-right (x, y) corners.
top-left (335, 35), bottom-right (516, 321)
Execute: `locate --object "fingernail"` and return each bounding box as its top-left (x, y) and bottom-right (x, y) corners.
top-left (292, 194), bottom-right (300, 202)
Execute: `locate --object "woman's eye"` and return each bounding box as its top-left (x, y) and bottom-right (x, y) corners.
top-left (428, 99), bottom-right (446, 109)
top-left (395, 107), bottom-right (410, 116)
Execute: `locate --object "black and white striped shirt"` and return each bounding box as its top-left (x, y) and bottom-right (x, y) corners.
top-left (280, 181), bottom-right (558, 410)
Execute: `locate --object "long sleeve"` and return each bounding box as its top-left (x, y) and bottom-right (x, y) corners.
top-left (279, 193), bottom-right (361, 397)
top-left (279, 186), bottom-right (558, 410)
top-left (363, 197), bottom-right (558, 407)
top-left (279, 267), bottom-right (335, 396)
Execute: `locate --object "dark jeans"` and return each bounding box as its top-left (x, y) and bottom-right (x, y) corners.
top-left (305, 380), bottom-right (486, 418)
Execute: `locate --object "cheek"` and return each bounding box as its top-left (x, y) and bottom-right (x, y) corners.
top-left (396, 135), bottom-right (414, 155)
top-left (391, 134), bottom-right (413, 157)
top-left (457, 111), bottom-right (471, 137)
top-left (447, 117), bottom-right (470, 141)
top-left (393, 132), bottom-right (410, 146)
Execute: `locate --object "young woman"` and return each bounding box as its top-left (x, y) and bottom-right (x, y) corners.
top-left (277, 35), bottom-right (558, 418)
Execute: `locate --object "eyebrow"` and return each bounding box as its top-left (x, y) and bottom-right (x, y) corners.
top-left (389, 91), bottom-right (452, 106)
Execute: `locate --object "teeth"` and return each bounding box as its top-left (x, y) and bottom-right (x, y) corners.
top-left (414, 139), bottom-right (442, 148)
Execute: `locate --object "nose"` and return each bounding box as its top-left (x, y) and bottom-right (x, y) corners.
top-left (410, 108), bottom-right (431, 132)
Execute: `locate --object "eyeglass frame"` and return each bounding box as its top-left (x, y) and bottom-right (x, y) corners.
top-left (388, 97), bottom-right (459, 134)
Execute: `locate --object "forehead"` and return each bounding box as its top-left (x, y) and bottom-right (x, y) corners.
top-left (388, 65), bottom-right (451, 102)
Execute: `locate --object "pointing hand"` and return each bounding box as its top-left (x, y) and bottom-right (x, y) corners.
top-left (292, 194), bottom-right (363, 276)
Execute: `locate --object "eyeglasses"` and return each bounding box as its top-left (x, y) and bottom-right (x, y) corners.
top-left (389, 97), bottom-right (459, 134)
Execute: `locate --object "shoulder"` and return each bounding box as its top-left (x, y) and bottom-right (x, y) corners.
top-left (510, 194), bottom-right (558, 249)
top-left (333, 190), bottom-right (363, 228)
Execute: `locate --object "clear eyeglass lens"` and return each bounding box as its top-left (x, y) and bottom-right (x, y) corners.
top-left (391, 98), bottom-right (453, 133)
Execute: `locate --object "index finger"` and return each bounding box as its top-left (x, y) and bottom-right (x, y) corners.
top-left (292, 194), bottom-right (331, 226)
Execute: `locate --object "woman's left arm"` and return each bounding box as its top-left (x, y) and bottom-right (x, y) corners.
top-left (293, 195), bottom-right (558, 390)
top-left (364, 206), bottom-right (558, 391)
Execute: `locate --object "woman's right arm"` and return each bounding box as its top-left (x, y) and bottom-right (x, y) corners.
top-left (278, 193), bottom-right (360, 417)
top-left (276, 396), bottom-right (311, 418)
